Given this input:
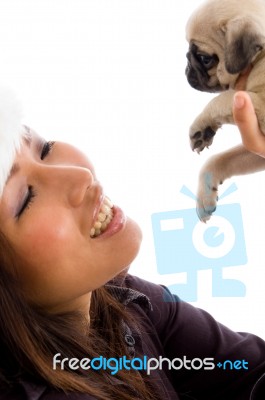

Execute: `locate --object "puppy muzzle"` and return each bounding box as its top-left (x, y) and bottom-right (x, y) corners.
top-left (185, 50), bottom-right (224, 93)
top-left (185, 59), bottom-right (212, 92)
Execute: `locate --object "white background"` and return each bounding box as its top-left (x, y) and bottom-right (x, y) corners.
top-left (1, 0), bottom-right (265, 337)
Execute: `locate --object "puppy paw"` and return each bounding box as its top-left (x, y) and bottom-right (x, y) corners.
top-left (190, 126), bottom-right (216, 153)
top-left (196, 171), bottom-right (220, 222)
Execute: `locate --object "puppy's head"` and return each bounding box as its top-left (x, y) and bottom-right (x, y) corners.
top-left (185, 0), bottom-right (265, 93)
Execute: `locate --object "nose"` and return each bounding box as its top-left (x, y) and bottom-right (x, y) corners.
top-left (34, 164), bottom-right (94, 208)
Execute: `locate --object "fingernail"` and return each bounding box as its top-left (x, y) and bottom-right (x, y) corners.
top-left (234, 94), bottom-right (245, 109)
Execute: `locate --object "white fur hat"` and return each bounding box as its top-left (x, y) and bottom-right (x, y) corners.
top-left (0, 86), bottom-right (23, 197)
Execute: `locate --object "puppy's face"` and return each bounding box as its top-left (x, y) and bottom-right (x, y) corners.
top-left (185, 0), bottom-right (265, 93)
top-left (186, 43), bottom-right (226, 93)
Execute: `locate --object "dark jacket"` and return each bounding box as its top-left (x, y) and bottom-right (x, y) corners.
top-left (1, 274), bottom-right (265, 399)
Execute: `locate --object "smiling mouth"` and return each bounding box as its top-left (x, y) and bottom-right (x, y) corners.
top-left (90, 197), bottom-right (114, 238)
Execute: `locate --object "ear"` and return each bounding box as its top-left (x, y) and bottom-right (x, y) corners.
top-left (224, 17), bottom-right (264, 74)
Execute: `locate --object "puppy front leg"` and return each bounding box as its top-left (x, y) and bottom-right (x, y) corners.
top-left (190, 90), bottom-right (235, 153)
top-left (197, 144), bottom-right (265, 221)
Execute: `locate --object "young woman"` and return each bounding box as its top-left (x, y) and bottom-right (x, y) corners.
top-left (0, 88), bottom-right (264, 400)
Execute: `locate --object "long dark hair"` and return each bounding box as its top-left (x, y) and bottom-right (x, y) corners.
top-left (0, 230), bottom-right (156, 399)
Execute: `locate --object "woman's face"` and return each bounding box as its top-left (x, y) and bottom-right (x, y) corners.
top-left (0, 129), bottom-right (142, 313)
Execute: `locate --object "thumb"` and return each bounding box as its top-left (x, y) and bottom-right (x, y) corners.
top-left (233, 91), bottom-right (265, 157)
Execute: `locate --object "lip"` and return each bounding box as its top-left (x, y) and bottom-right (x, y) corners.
top-left (92, 205), bottom-right (126, 239)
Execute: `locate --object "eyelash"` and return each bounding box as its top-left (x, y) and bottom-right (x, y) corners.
top-left (16, 141), bottom-right (55, 219)
top-left (41, 141), bottom-right (55, 160)
top-left (16, 186), bottom-right (36, 218)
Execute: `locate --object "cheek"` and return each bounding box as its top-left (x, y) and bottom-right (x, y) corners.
top-left (11, 212), bottom-right (91, 306)
top-left (13, 211), bottom-right (83, 286)
top-left (21, 213), bottom-right (74, 259)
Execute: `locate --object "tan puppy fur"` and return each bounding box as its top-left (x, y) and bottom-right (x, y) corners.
top-left (185, 0), bottom-right (265, 221)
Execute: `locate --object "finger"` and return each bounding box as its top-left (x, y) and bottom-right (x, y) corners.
top-left (233, 91), bottom-right (265, 157)
top-left (234, 66), bottom-right (252, 90)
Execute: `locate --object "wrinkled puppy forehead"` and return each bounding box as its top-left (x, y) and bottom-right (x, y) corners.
top-left (185, 9), bottom-right (223, 51)
top-left (185, 0), bottom-right (235, 54)
top-left (186, 0), bottom-right (265, 41)
top-left (185, 0), bottom-right (230, 41)
top-left (187, 39), bottom-right (216, 58)
top-left (185, 0), bottom-right (218, 39)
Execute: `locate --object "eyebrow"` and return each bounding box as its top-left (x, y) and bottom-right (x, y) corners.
top-left (6, 133), bottom-right (32, 184)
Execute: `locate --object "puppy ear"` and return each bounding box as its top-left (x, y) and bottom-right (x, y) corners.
top-left (224, 17), bottom-right (264, 74)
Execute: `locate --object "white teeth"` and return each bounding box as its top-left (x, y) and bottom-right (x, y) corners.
top-left (94, 221), bottom-right (102, 229)
top-left (98, 212), bottom-right (107, 222)
top-left (101, 221), bottom-right (108, 231)
top-left (101, 204), bottom-right (111, 214)
top-left (90, 227), bottom-right (95, 237)
top-left (90, 196), bottom-right (114, 238)
top-left (105, 197), bottom-right (113, 208)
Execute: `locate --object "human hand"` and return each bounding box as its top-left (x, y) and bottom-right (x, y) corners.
top-left (233, 91), bottom-right (265, 158)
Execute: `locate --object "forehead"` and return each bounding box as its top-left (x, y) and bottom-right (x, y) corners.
top-left (5, 130), bottom-right (33, 185)
top-left (0, 134), bottom-right (41, 233)
top-left (0, 129), bottom-right (35, 208)
top-left (0, 132), bottom-right (24, 199)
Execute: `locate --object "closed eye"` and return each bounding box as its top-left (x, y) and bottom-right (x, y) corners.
top-left (16, 141), bottom-right (55, 219)
top-left (41, 141), bottom-right (55, 160)
top-left (16, 186), bottom-right (36, 219)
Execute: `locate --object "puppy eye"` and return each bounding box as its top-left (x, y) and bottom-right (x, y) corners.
top-left (198, 54), bottom-right (215, 69)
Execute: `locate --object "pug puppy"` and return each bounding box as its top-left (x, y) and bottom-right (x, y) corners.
top-left (185, 0), bottom-right (265, 221)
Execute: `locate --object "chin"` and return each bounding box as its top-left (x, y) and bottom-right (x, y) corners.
top-left (122, 216), bottom-right (143, 264)
top-left (110, 216), bottom-right (143, 273)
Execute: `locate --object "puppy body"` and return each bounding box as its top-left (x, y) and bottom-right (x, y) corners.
top-left (185, 0), bottom-right (265, 221)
